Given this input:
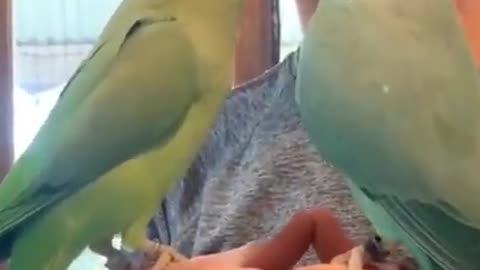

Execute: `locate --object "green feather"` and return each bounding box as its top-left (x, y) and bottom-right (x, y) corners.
top-left (296, 0), bottom-right (480, 269)
top-left (0, 1), bottom-right (244, 269)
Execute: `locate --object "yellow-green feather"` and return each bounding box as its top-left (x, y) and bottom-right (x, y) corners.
top-left (0, 0), bottom-right (244, 269)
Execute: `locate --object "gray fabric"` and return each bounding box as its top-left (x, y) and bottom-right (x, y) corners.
top-left (151, 51), bottom-right (372, 266)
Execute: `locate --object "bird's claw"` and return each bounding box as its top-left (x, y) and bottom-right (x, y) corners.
top-left (363, 234), bottom-right (418, 270)
top-left (152, 245), bottom-right (188, 270)
top-left (397, 257), bottom-right (419, 270)
top-left (330, 245), bottom-right (366, 270)
top-left (363, 234), bottom-right (391, 262)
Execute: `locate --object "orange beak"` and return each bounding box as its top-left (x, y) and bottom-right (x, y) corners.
top-left (455, 0), bottom-right (480, 66)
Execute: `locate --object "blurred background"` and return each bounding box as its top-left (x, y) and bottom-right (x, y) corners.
top-left (6, 0), bottom-right (304, 269)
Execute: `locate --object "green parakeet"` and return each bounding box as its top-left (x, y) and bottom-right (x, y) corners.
top-left (0, 0), bottom-right (244, 269)
top-left (296, 0), bottom-right (480, 269)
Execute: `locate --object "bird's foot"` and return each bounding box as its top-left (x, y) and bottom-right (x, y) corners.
top-left (151, 244), bottom-right (188, 270)
top-left (330, 245), bottom-right (404, 270)
top-left (104, 241), bottom-right (187, 270)
top-left (363, 234), bottom-right (391, 263)
top-left (363, 234), bottom-right (418, 270)
top-left (396, 257), bottom-right (419, 270)
top-left (329, 234), bottom-right (419, 270)
top-left (330, 245), bottom-right (366, 270)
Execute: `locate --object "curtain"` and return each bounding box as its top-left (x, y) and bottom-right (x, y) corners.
top-left (0, 0), bottom-right (13, 181)
top-left (234, 0), bottom-right (280, 85)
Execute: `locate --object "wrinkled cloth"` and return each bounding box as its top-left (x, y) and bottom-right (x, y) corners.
top-left (150, 51), bottom-right (372, 266)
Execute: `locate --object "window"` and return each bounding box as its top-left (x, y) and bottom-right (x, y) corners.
top-left (13, 0), bottom-right (122, 158)
top-left (13, 1), bottom-right (122, 268)
top-left (279, 0), bottom-right (303, 60)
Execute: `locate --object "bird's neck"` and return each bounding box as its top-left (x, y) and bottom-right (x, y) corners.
top-left (179, 4), bottom-right (243, 99)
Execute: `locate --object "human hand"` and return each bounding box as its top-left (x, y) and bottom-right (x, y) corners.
top-left (164, 209), bottom-right (357, 270)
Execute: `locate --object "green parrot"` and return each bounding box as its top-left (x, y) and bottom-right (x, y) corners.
top-left (0, 0), bottom-right (244, 269)
top-left (296, 0), bottom-right (480, 269)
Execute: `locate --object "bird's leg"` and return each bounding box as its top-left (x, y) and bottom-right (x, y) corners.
top-left (95, 238), bottom-right (188, 270)
top-left (90, 238), bottom-right (131, 270)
